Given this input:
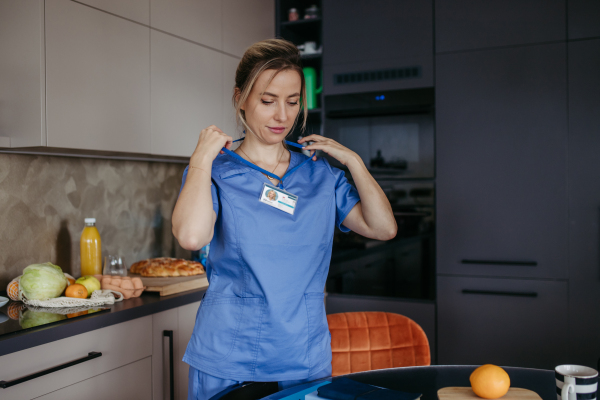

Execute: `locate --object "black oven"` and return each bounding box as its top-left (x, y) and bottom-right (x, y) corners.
top-left (324, 87), bottom-right (435, 301)
top-left (326, 180), bottom-right (435, 300)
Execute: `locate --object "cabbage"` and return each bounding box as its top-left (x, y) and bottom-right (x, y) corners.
top-left (20, 262), bottom-right (68, 300)
top-left (20, 309), bottom-right (66, 328)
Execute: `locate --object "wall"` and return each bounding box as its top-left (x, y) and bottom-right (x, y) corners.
top-left (0, 153), bottom-right (188, 288)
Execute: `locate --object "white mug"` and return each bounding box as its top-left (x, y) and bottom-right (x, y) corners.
top-left (303, 41), bottom-right (318, 54)
top-left (556, 365), bottom-right (598, 400)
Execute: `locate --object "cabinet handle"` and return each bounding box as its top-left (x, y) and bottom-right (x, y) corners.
top-left (462, 289), bottom-right (538, 298)
top-left (0, 351), bottom-right (102, 389)
top-left (164, 330), bottom-right (174, 400)
top-left (461, 259), bottom-right (537, 267)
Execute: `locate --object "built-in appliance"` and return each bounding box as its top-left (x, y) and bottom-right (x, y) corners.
top-left (323, 87), bottom-right (435, 301)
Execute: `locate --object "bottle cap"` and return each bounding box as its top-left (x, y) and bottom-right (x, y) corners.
top-left (84, 218), bottom-right (96, 224)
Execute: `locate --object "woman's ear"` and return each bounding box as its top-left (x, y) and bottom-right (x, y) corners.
top-left (234, 88), bottom-right (245, 111)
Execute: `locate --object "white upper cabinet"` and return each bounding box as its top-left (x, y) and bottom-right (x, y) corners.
top-left (151, 30), bottom-right (223, 157)
top-left (46, 0), bottom-right (151, 153)
top-left (75, 0), bottom-right (150, 24)
top-left (222, 54), bottom-right (240, 139)
top-left (0, 0), bottom-right (45, 148)
top-left (223, 0), bottom-right (274, 57)
top-left (151, 0), bottom-right (222, 50)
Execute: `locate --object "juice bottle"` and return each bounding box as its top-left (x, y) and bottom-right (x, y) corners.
top-left (80, 218), bottom-right (102, 276)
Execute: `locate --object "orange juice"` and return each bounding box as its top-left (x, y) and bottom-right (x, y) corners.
top-left (80, 218), bottom-right (102, 276)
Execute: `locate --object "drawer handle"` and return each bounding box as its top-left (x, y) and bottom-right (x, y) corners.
top-left (0, 351), bottom-right (102, 389)
top-left (461, 259), bottom-right (537, 267)
top-left (164, 330), bottom-right (174, 400)
top-left (462, 289), bottom-right (538, 298)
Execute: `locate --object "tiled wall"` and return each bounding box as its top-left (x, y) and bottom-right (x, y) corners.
top-left (0, 153), bottom-right (189, 288)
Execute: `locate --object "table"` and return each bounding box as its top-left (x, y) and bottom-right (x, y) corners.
top-left (216, 366), bottom-right (556, 400)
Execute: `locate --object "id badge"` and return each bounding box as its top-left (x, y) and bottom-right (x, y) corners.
top-left (259, 183), bottom-right (298, 215)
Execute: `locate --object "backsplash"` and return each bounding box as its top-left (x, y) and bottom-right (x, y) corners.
top-left (0, 153), bottom-right (189, 289)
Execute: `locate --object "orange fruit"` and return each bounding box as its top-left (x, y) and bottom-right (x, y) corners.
top-left (65, 284), bottom-right (88, 299)
top-left (7, 302), bottom-right (24, 320)
top-left (7, 278), bottom-right (20, 301)
top-left (470, 364), bottom-right (510, 399)
top-left (67, 310), bottom-right (89, 318)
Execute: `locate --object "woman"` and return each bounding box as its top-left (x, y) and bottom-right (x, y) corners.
top-left (172, 39), bottom-right (397, 400)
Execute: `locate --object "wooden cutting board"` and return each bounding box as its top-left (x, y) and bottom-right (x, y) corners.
top-left (438, 387), bottom-right (542, 400)
top-left (128, 272), bottom-right (209, 296)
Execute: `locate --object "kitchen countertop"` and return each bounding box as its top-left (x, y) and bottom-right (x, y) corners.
top-left (0, 287), bottom-right (207, 357)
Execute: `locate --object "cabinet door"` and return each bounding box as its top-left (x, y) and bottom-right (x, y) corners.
top-left (152, 308), bottom-right (180, 400)
top-left (75, 0), bottom-right (149, 24)
top-left (322, 0), bottom-right (433, 94)
top-left (567, 39), bottom-right (600, 369)
top-left (150, 30), bottom-right (223, 157)
top-left (568, 0), bottom-right (600, 39)
top-left (150, 0), bottom-right (222, 49)
top-left (36, 356), bottom-right (152, 400)
top-left (177, 301), bottom-right (200, 400)
top-left (436, 43), bottom-right (568, 279)
top-left (222, 54), bottom-right (240, 139)
top-left (45, 0), bottom-right (150, 153)
top-left (437, 276), bottom-right (568, 369)
top-left (0, 0), bottom-right (45, 148)
top-left (435, 0), bottom-right (565, 53)
top-left (222, 0), bottom-right (275, 57)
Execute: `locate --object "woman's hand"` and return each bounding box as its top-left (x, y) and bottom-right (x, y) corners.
top-left (297, 134), bottom-right (359, 165)
top-left (190, 125), bottom-right (233, 167)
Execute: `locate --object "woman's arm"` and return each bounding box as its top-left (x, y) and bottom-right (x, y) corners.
top-left (298, 135), bottom-right (397, 241)
top-left (172, 125), bottom-right (233, 250)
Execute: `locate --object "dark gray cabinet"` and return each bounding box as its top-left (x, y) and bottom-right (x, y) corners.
top-left (436, 43), bottom-right (568, 279)
top-left (435, 0), bottom-right (565, 53)
top-left (437, 275), bottom-right (568, 369)
top-left (322, 0), bottom-right (433, 94)
top-left (568, 0), bottom-right (600, 39)
top-left (567, 39), bottom-right (600, 369)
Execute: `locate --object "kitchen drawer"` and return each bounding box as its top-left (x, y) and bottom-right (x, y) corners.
top-left (0, 315), bottom-right (152, 400)
top-left (437, 276), bottom-right (568, 369)
top-left (34, 356), bottom-right (152, 400)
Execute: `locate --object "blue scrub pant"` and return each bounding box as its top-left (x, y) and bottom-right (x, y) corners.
top-left (187, 364), bottom-right (332, 400)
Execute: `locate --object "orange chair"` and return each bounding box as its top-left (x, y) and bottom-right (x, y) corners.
top-left (327, 312), bottom-right (430, 376)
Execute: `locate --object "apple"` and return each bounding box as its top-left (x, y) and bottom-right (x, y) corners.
top-left (75, 276), bottom-right (101, 298)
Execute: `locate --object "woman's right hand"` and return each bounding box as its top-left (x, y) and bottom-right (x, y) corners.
top-left (190, 125), bottom-right (233, 166)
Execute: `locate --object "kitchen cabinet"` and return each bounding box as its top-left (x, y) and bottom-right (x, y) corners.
top-left (0, 0), bottom-right (45, 148)
top-left (150, 30), bottom-right (223, 157)
top-left (568, 0), bottom-right (600, 39)
top-left (150, 0), bottom-right (222, 50)
top-left (435, 0), bottom-right (565, 53)
top-left (322, 0), bottom-right (433, 95)
top-left (222, 0), bottom-right (275, 57)
top-left (437, 275), bottom-right (568, 369)
top-left (567, 39), bottom-right (600, 369)
top-left (152, 301), bottom-right (201, 400)
top-left (0, 316), bottom-right (152, 400)
top-left (436, 43), bottom-right (568, 280)
top-left (45, 0), bottom-right (151, 153)
top-left (35, 356), bottom-right (152, 400)
top-left (75, 0), bottom-right (150, 24)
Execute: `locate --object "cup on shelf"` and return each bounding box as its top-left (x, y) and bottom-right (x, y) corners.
top-left (103, 255), bottom-right (127, 276)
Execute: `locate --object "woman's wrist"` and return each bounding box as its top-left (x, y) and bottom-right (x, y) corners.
top-left (190, 151), bottom-right (213, 170)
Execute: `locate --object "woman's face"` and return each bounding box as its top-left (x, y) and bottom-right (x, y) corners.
top-left (241, 69), bottom-right (302, 145)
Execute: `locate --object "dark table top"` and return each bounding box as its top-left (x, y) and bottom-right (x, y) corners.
top-left (223, 366), bottom-right (556, 400)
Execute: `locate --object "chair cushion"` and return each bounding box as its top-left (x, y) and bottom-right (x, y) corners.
top-left (327, 312), bottom-right (430, 376)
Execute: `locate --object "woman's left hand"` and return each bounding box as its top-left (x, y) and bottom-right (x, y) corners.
top-left (298, 134), bottom-right (358, 165)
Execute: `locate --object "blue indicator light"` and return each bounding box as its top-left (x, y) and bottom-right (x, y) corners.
top-left (375, 95), bottom-right (385, 101)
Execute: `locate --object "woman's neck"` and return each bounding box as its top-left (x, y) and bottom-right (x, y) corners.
top-left (236, 133), bottom-right (288, 165)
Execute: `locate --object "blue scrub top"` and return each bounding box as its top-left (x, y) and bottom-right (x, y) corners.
top-left (181, 149), bottom-right (361, 381)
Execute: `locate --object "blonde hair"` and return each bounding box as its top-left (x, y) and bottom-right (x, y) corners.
top-left (232, 39), bottom-right (307, 140)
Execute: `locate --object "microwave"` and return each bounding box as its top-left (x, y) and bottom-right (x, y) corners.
top-left (324, 88), bottom-right (434, 179)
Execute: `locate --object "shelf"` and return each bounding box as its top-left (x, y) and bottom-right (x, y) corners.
top-left (281, 17), bottom-right (321, 27)
top-left (301, 53), bottom-right (322, 60)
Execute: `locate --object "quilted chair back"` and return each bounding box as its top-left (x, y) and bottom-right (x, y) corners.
top-left (327, 312), bottom-right (430, 376)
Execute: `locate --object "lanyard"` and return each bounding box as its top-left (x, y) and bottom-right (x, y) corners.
top-left (221, 137), bottom-right (315, 189)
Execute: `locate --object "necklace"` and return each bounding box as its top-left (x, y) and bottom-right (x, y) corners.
top-left (238, 145), bottom-right (283, 182)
